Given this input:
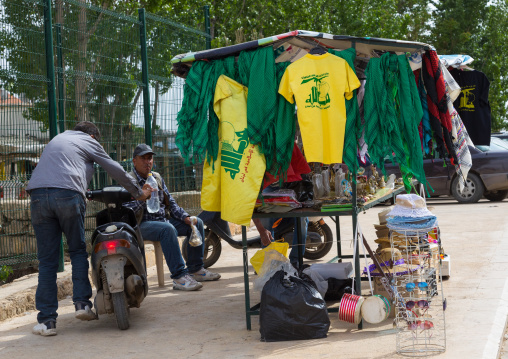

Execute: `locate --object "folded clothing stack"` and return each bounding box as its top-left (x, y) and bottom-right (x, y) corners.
top-left (255, 189), bottom-right (302, 213)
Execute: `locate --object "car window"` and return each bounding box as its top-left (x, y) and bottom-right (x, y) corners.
top-left (492, 133), bottom-right (508, 141)
top-left (476, 137), bottom-right (508, 152)
top-left (499, 137), bottom-right (508, 143)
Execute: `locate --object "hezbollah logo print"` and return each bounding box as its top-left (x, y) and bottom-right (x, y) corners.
top-left (458, 86), bottom-right (476, 111)
top-left (220, 121), bottom-right (249, 180)
top-left (302, 73), bottom-right (331, 109)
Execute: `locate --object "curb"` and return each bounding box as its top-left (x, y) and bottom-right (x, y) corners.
top-left (0, 276), bottom-right (73, 322)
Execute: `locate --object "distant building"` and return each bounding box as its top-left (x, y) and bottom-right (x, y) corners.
top-left (0, 89), bottom-right (47, 198)
top-left (0, 89), bottom-right (47, 138)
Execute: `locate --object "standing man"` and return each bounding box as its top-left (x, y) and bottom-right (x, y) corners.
top-left (126, 144), bottom-right (220, 292)
top-left (26, 121), bottom-right (152, 337)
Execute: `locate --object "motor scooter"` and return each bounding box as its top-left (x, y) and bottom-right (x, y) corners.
top-left (86, 186), bottom-right (148, 330)
top-left (181, 211), bottom-right (333, 268)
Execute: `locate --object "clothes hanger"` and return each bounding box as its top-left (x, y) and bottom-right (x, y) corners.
top-left (309, 44), bottom-right (327, 55)
top-left (459, 65), bottom-right (474, 71)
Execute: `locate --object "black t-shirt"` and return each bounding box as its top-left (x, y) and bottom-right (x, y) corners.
top-left (450, 69), bottom-right (491, 146)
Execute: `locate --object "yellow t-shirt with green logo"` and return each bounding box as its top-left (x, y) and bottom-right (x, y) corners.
top-left (201, 75), bottom-right (266, 226)
top-left (279, 53), bottom-right (361, 164)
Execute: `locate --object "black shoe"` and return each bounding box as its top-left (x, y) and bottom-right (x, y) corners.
top-left (75, 302), bottom-right (97, 321)
top-left (32, 320), bottom-right (57, 336)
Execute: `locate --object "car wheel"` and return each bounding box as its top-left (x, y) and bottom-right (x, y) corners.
top-left (451, 173), bottom-right (484, 203)
top-left (484, 190), bottom-right (508, 202)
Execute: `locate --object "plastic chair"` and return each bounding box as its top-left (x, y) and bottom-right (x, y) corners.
top-left (144, 240), bottom-right (165, 287)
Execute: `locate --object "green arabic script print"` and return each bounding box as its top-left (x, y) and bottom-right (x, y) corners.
top-left (301, 73), bottom-right (331, 109)
top-left (220, 121), bottom-right (249, 179)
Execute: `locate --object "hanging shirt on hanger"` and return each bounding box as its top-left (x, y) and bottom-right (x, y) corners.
top-left (450, 69), bottom-right (491, 146)
top-left (201, 75), bottom-right (266, 226)
top-left (279, 52), bottom-right (361, 164)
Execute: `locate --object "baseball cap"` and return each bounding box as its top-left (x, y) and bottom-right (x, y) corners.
top-left (133, 144), bottom-right (155, 158)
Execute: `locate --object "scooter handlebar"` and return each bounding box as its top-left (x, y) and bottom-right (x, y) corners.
top-left (86, 189), bottom-right (103, 201)
top-left (86, 186), bottom-right (134, 205)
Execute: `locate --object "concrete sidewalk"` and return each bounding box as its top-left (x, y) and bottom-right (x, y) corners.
top-left (0, 198), bottom-right (507, 358)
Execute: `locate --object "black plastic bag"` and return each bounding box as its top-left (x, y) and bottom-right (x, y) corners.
top-left (259, 269), bottom-right (330, 342)
top-left (282, 173), bottom-right (314, 202)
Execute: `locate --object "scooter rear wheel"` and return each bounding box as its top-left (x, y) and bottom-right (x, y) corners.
top-left (112, 292), bottom-right (130, 330)
top-left (303, 221), bottom-right (333, 260)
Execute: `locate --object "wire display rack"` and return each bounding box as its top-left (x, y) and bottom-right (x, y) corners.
top-left (390, 227), bottom-right (446, 357)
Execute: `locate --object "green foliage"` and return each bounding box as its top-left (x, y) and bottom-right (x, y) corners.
top-left (0, 265), bottom-right (13, 283)
top-left (1, 0), bottom-right (506, 137)
top-left (0, 1), bottom-right (48, 118)
top-left (182, 0), bottom-right (506, 130)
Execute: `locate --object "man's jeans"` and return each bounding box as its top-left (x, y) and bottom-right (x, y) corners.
top-left (259, 217), bottom-right (309, 266)
top-left (140, 217), bottom-right (205, 279)
top-left (30, 188), bottom-right (92, 324)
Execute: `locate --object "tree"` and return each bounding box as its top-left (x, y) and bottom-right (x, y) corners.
top-left (1, 0), bottom-right (180, 156)
top-left (474, 2), bottom-right (508, 131)
top-left (2, 0), bottom-right (505, 144)
top-left (0, 0), bottom-right (50, 133)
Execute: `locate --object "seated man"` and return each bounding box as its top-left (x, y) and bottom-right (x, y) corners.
top-left (125, 144), bottom-right (220, 290)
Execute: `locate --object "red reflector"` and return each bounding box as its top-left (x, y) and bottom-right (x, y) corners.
top-left (94, 239), bottom-right (130, 254)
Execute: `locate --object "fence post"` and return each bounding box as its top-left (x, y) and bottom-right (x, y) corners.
top-left (43, 0), bottom-right (64, 272)
top-left (203, 5), bottom-right (211, 49)
top-left (138, 8), bottom-right (152, 147)
top-left (43, 0), bottom-right (58, 138)
top-left (56, 23), bottom-right (65, 133)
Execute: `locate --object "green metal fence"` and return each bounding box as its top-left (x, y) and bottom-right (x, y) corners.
top-left (143, 10), bottom-right (208, 197)
top-left (0, 0), bottom-right (51, 268)
top-left (0, 0), bottom-right (210, 269)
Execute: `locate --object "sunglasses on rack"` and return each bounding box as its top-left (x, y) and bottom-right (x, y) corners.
top-left (405, 282), bottom-right (428, 292)
top-left (407, 319), bottom-right (434, 331)
top-left (406, 300), bottom-right (429, 310)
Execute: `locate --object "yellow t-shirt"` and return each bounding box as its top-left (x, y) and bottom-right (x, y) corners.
top-left (201, 75), bottom-right (266, 226)
top-left (279, 53), bottom-right (361, 164)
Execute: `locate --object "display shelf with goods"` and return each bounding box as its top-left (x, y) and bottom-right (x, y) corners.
top-left (390, 227), bottom-right (446, 356)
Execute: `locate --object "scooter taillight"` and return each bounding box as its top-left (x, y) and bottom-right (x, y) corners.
top-left (94, 239), bottom-right (130, 255)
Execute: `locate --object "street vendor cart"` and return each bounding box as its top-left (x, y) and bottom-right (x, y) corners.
top-left (171, 31), bottom-right (454, 343)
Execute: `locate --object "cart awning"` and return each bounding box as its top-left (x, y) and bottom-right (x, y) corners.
top-left (171, 29), bottom-right (434, 70)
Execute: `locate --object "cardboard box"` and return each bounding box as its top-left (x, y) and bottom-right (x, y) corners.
top-left (441, 254), bottom-right (451, 277)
